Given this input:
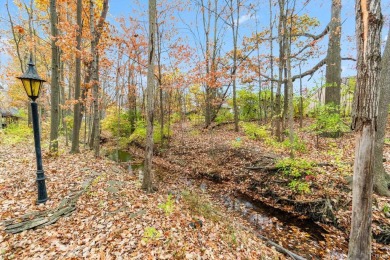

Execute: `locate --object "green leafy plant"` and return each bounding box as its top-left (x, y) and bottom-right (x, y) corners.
top-left (276, 158), bottom-right (315, 194)
top-left (288, 180), bottom-right (311, 194)
top-left (142, 227), bottom-right (161, 243)
top-left (383, 204), bottom-right (390, 214)
top-left (276, 158), bottom-right (315, 178)
top-left (158, 194), bottom-right (175, 216)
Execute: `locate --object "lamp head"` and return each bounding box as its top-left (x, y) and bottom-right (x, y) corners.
top-left (17, 57), bottom-right (45, 101)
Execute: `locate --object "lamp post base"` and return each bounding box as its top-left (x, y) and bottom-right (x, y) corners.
top-left (36, 170), bottom-right (48, 204)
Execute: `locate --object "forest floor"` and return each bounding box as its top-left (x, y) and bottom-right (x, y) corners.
top-left (1, 117), bottom-right (390, 259)
top-left (123, 118), bottom-right (390, 259)
top-left (0, 133), bottom-right (283, 259)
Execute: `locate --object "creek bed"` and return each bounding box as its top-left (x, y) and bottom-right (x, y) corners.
top-left (107, 150), bottom-right (349, 259)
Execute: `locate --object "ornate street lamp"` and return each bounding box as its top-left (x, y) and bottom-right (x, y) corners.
top-left (17, 56), bottom-right (48, 204)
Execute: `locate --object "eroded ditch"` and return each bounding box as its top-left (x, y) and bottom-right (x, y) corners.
top-left (105, 149), bottom-right (351, 259)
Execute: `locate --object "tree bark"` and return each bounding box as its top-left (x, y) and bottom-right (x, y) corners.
top-left (50, 0), bottom-right (60, 153)
top-left (348, 0), bottom-right (382, 258)
top-left (269, 0), bottom-right (274, 127)
top-left (373, 28), bottom-right (390, 197)
top-left (275, 0), bottom-right (285, 141)
top-left (325, 0), bottom-right (342, 106)
top-left (71, 0), bottom-right (82, 153)
top-left (142, 0), bottom-right (157, 193)
top-left (230, 0), bottom-right (240, 132)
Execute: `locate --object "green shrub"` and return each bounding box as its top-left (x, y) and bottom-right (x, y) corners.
top-left (101, 107), bottom-right (132, 137)
top-left (215, 109), bottom-right (234, 124)
top-left (282, 133), bottom-right (307, 152)
top-left (307, 104), bottom-right (349, 135)
top-left (276, 158), bottom-right (315, 194)
top-left (276, 157), bottom-right (315, 177)
top-left (288, 180), bottom-right (311, 194)
top-left (170, 112), bottom-right (181, 124)
top-left (240, 122), bottom-right (268, 140)
top-left (0, 122), bottom-right (32, 144)
top-left (128, 121), bottom-right (168, 144)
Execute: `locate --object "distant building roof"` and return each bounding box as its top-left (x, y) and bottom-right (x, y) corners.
top-left (0, 108), bottom-right (20, 117)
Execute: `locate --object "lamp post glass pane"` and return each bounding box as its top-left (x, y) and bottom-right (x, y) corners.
top-left (21, 78), bottom-right (33, 97)
top-left (32, 80), bottom-right (41, 98)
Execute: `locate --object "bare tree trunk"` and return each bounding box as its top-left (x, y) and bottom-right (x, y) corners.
top-left (71, 0), bottom-right (82, 153)
top-left (60, 59), bottom-right (68, 146)
top-left (299, 62), bottom-right (303, 128)
top-left (230, 0), bottom-right (240, 132)
top-left (142, 0), bottom-right (157, 193)
top-left (348, 0), bottom-right (382, 258)
top-left (325, 0), bottom-right (342, 106)
top-left (128, 62), bottom-right (137, 134)
top-left (50, 0), bottom-right (60, 153)
top-left (286, 35), bottom-right (294, 158)
top-left (373, 28), bottom-right (390, 197)
top-left (275, 0), bottom-right (285, 141)
top-left (269, 0), bottom-right (274, 128)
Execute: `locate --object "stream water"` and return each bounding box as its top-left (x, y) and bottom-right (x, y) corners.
top-left (106, 150), bottom-right (347, 259)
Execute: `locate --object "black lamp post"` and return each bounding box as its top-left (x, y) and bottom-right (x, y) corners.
top-left (17, 56), bottom-right (48, 204)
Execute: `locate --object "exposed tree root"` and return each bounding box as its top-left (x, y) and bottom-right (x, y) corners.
top-left (3, 174), bottom-right (100, 234)
top-left (374, 227), bottom-right (390, 245)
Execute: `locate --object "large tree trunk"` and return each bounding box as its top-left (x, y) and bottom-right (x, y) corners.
top-left (71, 0), bottom-right (82, 154)
top-left (348, 0), bottom-right (382, 258)
top-left (142, 0), bottom-right (157, 193)
top-left (373, 28), bottom-right (390, 197)
top-left (325, 0), bottom-right (342, 106)
top-left (50, 0), bottom-right (59, 153)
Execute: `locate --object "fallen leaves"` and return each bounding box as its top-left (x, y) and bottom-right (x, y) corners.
top-left (0, 141), bottom-right (281, 259)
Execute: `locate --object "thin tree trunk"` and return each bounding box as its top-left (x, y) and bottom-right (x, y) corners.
top-left (231, 0), bottom-right (240, 132)
top-left (286, 40), bottom-right (294, 158)
top-left (60, 59), bottom-right (68, 146)
top-left (142, 0), bottom-right (157, 193)
top-left (269, 0), bottom-right (274, 128)
top-left (299, 62), bottom-right (303, 128)
top-left (275, 0), bottom-right (285, 141)
top-left (50, 0), bottom-right (60, 153)
top-left (348, 0), bottom-right (382, 258)
top-left (71, 0), bottom-right (82, 153)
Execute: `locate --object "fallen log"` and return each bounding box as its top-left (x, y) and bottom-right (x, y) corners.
top-left (3, 174), bottom-right (100, 234)
top-left (237, 223), bottom-right (306, 260)
top-left (256, 233), bottom-right (307, 260)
